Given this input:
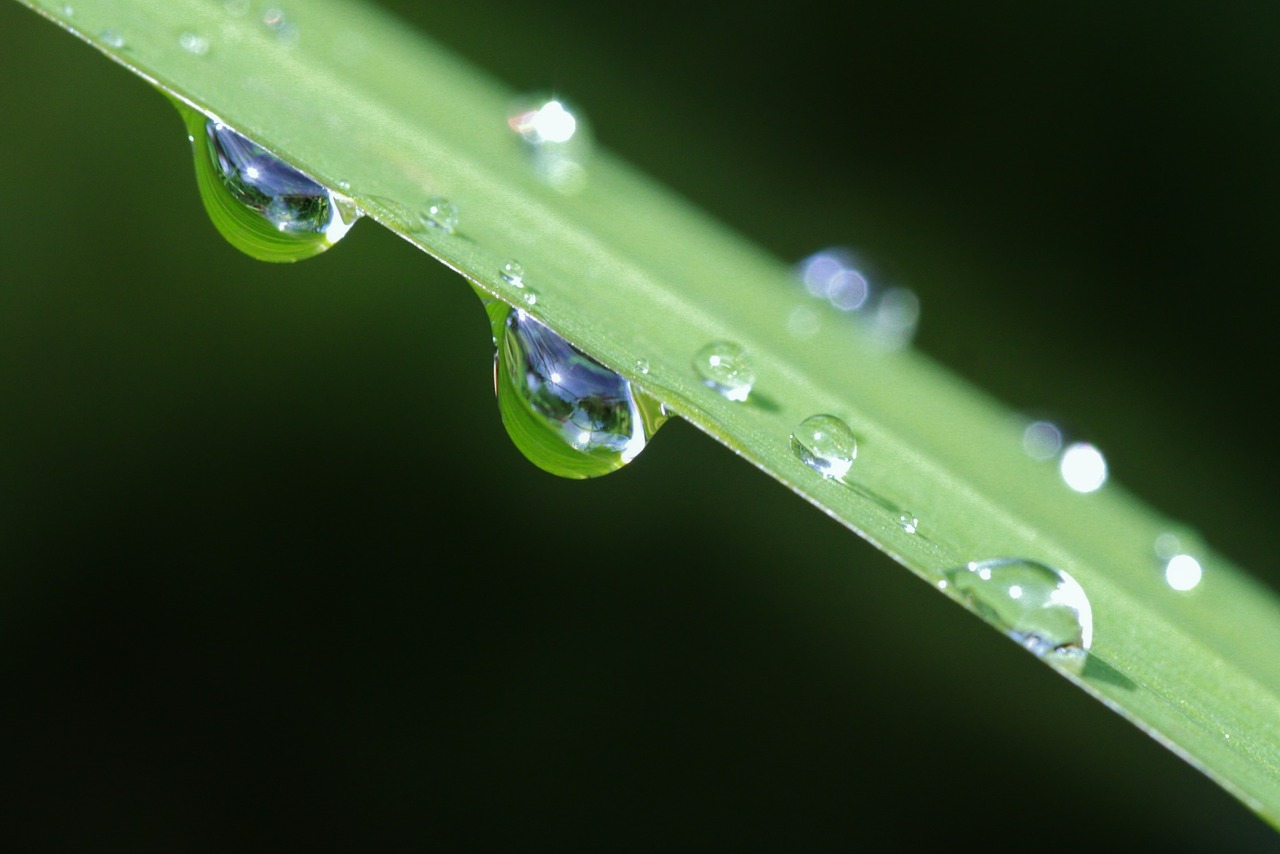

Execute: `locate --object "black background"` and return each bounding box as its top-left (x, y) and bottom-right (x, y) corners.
top-left (1, 0), bottom-right (1278, 849)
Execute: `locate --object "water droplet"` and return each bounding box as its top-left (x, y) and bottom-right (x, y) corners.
top-left (520, 288), bottom-right (539, 306)
top-left (794, 247), bottom-right (920, 349)
top-left (509, 98), bottom-right (578, 144)
top-left (1021, 419), bottom-right (1063, 461)
top-left (262, 7), bottom-right (300, 44)
top-left (790, 414), bottom-right (858, 481)
top-left (869, 286), bottom-right (921, 350)
top-left (635, 358), bottom-right (650, 375)
top-left (500, 259), bottom-right (525, 286)
top-left (898, 512), bottom-right (919, 534)
top-left (943, 558), bottom-right (1093, 666)
top-left (182, 109), bottom-right (360, 262)
top-left (1163, 553), bottom-right (1203, 591)
top-left (99, 28), bottom-right (125, 48)
top-left (336, 179), bottom-right (351, 191)
top-left (693, 340), bottom-right (754, 402)
top-left (488, 305), bottom-right (669, 478)
top-left (1060, 441), bottom-right (1107, 493)
top-left (179, 31), bottom-right (210, 55)
top-left (419, 198), bottom-right (458, 233)
top-left (786, 304), bottom-right (821, 338)
top-left (61, 5), bottom-right (73, 16)
top-left (508, 94), bottom-right (593, 193)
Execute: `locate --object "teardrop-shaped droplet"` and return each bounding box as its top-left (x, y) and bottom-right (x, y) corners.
top-left (943, 558), bottom-right (1093, 668)
top-left (693, 340), bottom-right (754, 402)
top-left (489, 304), bottom-right (669, 478)
top-left (791, 414), bottom-right (858, 481)
top-left (181, 107), bottom-right (359, 262)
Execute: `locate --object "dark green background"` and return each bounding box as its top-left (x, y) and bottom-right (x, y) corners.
top-left (2, 0), bottom-right (1277, 849)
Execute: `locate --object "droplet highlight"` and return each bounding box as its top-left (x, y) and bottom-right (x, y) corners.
top-left (488, 305), bottom-right (668, 478)
top-left (693, 341), bottom-right (754, 402)
top-left (1059, 441), bottom-right (1107, 493)
top-left (1021, 419), bottom-right (1063, 461)
top-left (1163, 553), bottom-right (1203, 591)
top-left (791, 414), bottom-right (858, 482)
top-left (508, 94), bottom-right (593, 193)
top-left (179, 31), bottom-right (210, 55)
top-left (898, 512), bottom-right (920, 534)
top-left (99, 28), bottom-right (126, 48)
top-left (262, 7), bottom-right (300, 44)
top-left (794, 246), bottom-right (919, 349)
top-left (944, 558), bottom-right (1093, 667)
top-left (181, 109), bottom-right (359, 262)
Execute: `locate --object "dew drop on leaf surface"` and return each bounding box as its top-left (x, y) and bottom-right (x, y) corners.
top-left (790, 414), bottom-right (858, 482)
top-left (693, 340), bottom-right (754, 402)
top-left (943, 558), bottom-right (1093, 668)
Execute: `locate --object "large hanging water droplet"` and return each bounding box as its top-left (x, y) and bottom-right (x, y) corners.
top-left (791, 414), bottom-right (858, 481)
top-left (693, 340), bottom-right (754, 402)
top-left (489, 304), bottom-right (668, 478)
top-left (181, 108), bottom-right (359, 262)
top-left (943, 558), bottom-right (1093, 667)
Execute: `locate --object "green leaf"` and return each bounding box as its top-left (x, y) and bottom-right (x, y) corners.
top-left (9, 0), bottom-right (1280, 836)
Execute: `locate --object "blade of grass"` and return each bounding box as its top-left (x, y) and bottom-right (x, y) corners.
top-left (11, 0), bottom-right (1280, 827)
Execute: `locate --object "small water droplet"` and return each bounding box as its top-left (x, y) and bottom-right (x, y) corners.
top-left (179, 31), bottom-right (210, 55)
top-left (794, 247), bottom-right (919, 349)
top-left (786, 304), bottom-right (821, 338)
top-left (943, 558), bottom-right (1093, 666)
top-left (1060, 441), bottom-right (1107, 493)
top-left (869, 286), bottom-right (921, 349)
top-left (790, 414), bottom-right (858, 481)
top-left (508, 94), bottom-right (593, 193)
top-left (693, 340), bottom-right (754, 402)
top-left (488, 305), bottom-right (669, 478)
top-left (635, 358), bottom-right (650, 375)
top-left (61, 4), bottom-right (73, 16)
top-left (182, 109), bottom-right (359, 262)
top-left (520, 288), bottom-right (539, 306)
top-left (500, 259), bottom-right (525, 286)
top-left (898, 512), bottom-right (919, 534)
top-left (262, 7), bottom-right (300, 44)
top-left (336, 179), bottom-right (351, 191)
top-left (420, 198), bottom-right (458, 233)
top-left (1022, 419), bottom-right (1063, 461)
top-left (100, 28), bottom-right (126, 48)
top-left (1153, 532), bottom-right (1183, 560)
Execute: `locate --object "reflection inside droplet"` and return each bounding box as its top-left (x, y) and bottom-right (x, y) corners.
top-left (489, 305), bottom-right (668, 478)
